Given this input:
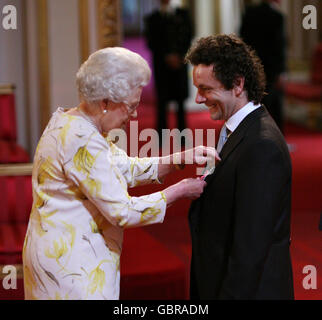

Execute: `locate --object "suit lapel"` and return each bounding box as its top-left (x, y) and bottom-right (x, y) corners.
top-left (205, 106), bottom-right (267, 185)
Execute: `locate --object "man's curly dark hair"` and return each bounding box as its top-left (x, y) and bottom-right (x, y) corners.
top-left (185, 34), bottom-right (266, 104)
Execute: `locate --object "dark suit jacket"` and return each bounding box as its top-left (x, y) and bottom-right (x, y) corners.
top-left (240, 3), bottom-right (286, 85)
top-left (144, 8), bottom-right (193, 101)
top-left (189, 107), bottom-right (294, 299)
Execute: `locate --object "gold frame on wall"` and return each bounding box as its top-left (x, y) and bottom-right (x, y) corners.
top-left (79, 0), bottom-right (90, 63)
top-left (97, 0), bottom-right (122, 49)
top-left (214, 0), bottom-right (221, 35)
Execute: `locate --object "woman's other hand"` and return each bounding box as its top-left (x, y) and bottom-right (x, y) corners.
top-left (163, 178), bottom-right (207, 206)
top-left (177, 178), bottom-right (207, 200)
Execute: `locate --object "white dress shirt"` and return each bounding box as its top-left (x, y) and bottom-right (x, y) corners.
top-left (225, 101), bottom-right (262, 136)
top-left (202, 102), bottom-right (262, 178)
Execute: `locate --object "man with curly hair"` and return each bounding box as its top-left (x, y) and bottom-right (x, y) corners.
top-left (185, 34), bottom-right (294, 299)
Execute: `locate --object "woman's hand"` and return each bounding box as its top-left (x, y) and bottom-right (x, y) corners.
top-left (162, 178), bottom-right (207, 206)
top-left (174, 146), bottom-right (221, 166)
top-left (177, 178), bottom-right (207, 200)
top-left (158, 146), bottom-right (220, 181)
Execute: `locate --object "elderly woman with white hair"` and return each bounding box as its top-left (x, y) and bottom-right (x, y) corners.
top-left (22, 47), bottom-right (218, 300)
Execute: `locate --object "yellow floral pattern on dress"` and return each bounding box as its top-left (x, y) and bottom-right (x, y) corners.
top-left (64, 185), bottom-right (86, 200)
top-left (81, 176), bottom-right (102, 198)
top-left (53, 292), bottom-right (70, 300)
top-left (45, 238), bottom-right (68, 262)
top-left (34, 192), bottom-right (46, 209)
top-left (23, 107), bottom-right (167, 300)
top-left (41, 210), bottom-right (58, 228)
top-left (73, 146), bottom-right (95, 175)
top-left (62, 221), bottom-right (76, 248)
top-left (59, 115), bottom-right (77, 147)
top-left (37, 156), bottom-right (56, 185)
top-left (90, 220), bottom-right (99, 233)
top-left (87, 260), bottom-right (110, 296)
top-left (140, 207), bottom-right (161, 223)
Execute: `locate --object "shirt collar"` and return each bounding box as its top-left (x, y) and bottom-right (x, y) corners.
top-left (225, 102), bottom-right (261, 134)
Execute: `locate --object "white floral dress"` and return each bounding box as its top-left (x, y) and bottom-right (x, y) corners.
top-left (22, 107), bottom-right (167, 300)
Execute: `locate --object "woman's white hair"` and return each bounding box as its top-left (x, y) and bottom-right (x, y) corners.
top-left (76, 47), bottom-right (151, 103)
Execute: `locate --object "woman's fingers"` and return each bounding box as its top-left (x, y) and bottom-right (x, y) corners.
top-left (183, 146), bottom-right (221, 166)
top-left (203, 146), bottom-right (221, 161)
top-left (180, 177), bottom-right (207, 199)
top-left (195, 146), bottom-right (221, 164)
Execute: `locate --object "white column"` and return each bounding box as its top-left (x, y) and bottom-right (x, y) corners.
top-left (220, 0), bottom-right (242, 35)
top-left (47, 0), bottom-right (81, 113)
top-left (186, 0), bottom-right (215, 111)
top-left (195, 0), bottom-right (215, 37)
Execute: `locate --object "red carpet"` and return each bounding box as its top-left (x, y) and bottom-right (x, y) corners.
top-left (286, 127), bottom-right (322, 299)
top-left (121, 228), bottom-right (187, 300)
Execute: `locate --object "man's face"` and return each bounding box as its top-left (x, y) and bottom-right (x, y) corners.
top-left (193, 64), bottom-right (237, 121)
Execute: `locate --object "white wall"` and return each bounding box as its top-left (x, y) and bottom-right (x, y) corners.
top-left (48, 0), bottom-right (81, 113)
top-left (0, 0), bottom-right (27, 150)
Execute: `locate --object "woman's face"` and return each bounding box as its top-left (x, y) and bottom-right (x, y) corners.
top-left (100, 87), bottom-right (142, 133)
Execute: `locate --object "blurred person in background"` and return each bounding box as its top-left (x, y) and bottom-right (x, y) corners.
top-left (144, 0), bottom-right (193, 143)
top-left (240, 0), bottom-right (287, 134)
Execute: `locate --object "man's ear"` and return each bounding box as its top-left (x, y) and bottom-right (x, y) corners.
top-left (233, 77), bottom-right (245, 97)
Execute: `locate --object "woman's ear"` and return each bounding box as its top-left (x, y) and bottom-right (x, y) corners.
top-left (99, 99), bottom-right (109, 113)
